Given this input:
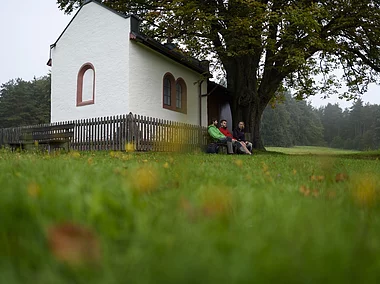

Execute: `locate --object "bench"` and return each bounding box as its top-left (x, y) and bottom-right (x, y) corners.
top-left (206, 141), bottom-right (229, 154)
top-left (8, 124), bottom-right (75, 153)
top-left (205, 133), bottom-right (231, 154)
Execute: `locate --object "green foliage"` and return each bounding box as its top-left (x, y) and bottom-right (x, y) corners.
top-left (372, 108), bottom-right (380, 149)
top-left (2, 150), bottom-right (380, 283)
top-left (263, 92), bottom-right (380, 150)
top-left (0, 76), bottom-right (51, 128)
top-left (262, 92), bottom-right (380, 150)
top-left (261, 91), bottom-right (324, 147)
top-left (331, 136), bottom-right (344, 149)
top-left (317, 100), bottom-right (380, 150)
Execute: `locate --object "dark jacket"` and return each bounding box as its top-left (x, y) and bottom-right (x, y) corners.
top-left (233, 128), bottom-right (246, 141)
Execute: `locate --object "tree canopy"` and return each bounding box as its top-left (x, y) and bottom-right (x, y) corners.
top-left (0, 76), bottom-right (51, 128)
top-left (261, 91), bottom-right (324, 147)
top-left (57, 0), bottom-right (380, 149)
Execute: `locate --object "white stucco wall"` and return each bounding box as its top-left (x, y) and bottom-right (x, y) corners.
top-left (51, 2), bottom-right (131, 122)
top-left (128, 42), bottom-right (208, 127)
top-left (51, 1), bottom-right (208, 126)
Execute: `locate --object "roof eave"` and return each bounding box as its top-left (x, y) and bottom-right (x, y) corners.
top-left (130, 32), bottom-right (210, 76)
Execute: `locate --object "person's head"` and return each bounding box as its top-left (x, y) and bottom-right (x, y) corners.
top-left (220, 119), bottom-right (227, 128)
top-left (238, 121), bottom-right (245, 130)
top-left (210, 117), bottom-right (218, 126)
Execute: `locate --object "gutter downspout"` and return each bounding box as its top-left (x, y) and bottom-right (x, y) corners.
top-left (198, 79), bottom-right (205, 148)
top-left (199, 80), bottom-right (204, 127)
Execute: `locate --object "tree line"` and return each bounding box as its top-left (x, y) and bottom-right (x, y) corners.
top-left (0, 76), bottom-right (50, 129)
top-left (261, 93), bottom-right (380, 150)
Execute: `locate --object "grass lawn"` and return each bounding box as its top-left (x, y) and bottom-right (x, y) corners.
top-left (1, 147), bottom-right (380, 283)
top-left (266, 146), bottom-right (362, 155)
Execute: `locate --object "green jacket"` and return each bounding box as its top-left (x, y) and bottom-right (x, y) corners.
top-left (208, 124), bottom-right (226, 140)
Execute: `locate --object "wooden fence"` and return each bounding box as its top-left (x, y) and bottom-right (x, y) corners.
top-left (0, 113), bottom-right (209, 152)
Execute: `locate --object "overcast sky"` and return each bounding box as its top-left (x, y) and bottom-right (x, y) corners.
top-left (1, 0), bottom-right (380, 109)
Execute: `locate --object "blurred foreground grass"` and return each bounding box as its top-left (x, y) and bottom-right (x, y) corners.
top-left (1, 148), bottom-right (380, 283)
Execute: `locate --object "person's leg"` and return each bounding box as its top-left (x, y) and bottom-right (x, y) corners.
top-left (226, 137), bottom-right (234, 154)
top-left (219, 137), bottom-right (234, 154)
top-left (231, 140), bottom-right (238, 153)
top-left (246, 141), bottom-right (253, 152)
top-left (234, 141), bottom-right (244, 154)
top-left (239, 141), bottom-right (251, 154)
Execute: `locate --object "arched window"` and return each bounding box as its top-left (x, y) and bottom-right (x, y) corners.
top-left (163, 77), bottom-right (171, 106)
top-left (163, 73), bottom-right (187, 113)
top-left (175, 78), bottom-right (187, 114)
top-left (163, 73), bottom-right (175, 109)
top-left (77, 63), bottom-right (95, 106)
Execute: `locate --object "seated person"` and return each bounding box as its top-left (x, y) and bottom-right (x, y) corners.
top-left (233, 121), bottom-right (253, 152)
top-left (207, 118), bottom-right (234, 154)
top-left (219, 119), bottom-right (251, 155)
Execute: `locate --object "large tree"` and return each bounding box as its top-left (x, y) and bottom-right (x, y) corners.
top-left (57, 0), bottom-right (380, 149)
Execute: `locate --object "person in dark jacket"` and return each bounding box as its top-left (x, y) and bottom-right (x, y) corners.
top-left (233, 121), bottom-right (253, 152)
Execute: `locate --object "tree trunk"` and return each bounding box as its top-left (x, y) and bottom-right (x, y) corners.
top-left (225, 56), bottom-right (280, 150)
top-left (230, 92), bottom-right (268, 150)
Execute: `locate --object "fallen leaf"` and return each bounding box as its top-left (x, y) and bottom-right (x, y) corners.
top-left (299, 185), bottom-right (311, 197)
top-left (202, 188), bottom-right (232, 218)
top-left (131, 166), bottom-right (160, 193)
top-left (352, 175), bottom-right (378, 207)
top-left (179, 198), bottom-right (197, 221)
top-left (310, 175), bottom-right (325, 182)
top-left (125, 143), bottom-right (134, 152)
top-left (27, 182), bottom-right (41, 198)
top-left (335, 173), bottom-right (349, 182)
top-left (47, 223), bottom-right (101, 267)
top-left (234, 159), bottom-right (243, 168)
top-left (312, 189), bottom-right (320, 198)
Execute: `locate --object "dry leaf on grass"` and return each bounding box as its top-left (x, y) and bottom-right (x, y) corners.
top-left (47, 223), bottom-right (101, 267)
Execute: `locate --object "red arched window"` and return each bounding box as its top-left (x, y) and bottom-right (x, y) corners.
top-left (77, 63), bottom-right (95, 106)
top-left (162, 73), bottom-right (187, 114)
top-left (175, 78), bottom-right (187, 114)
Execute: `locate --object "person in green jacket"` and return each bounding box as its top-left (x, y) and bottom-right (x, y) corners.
top-left (207, 118), bottom-right (234, 154)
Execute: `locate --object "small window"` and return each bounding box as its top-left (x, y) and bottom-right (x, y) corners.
top-left (175, 78), bottom-right (187, 114)
top-left (164, 77), bottom-right (171, 106)
top-left (77, 63), bottom-right (95, 106)
top-left (176, 83), bottom-right (182, 109)
top-left (163, 73), bottom-right (175, 110)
